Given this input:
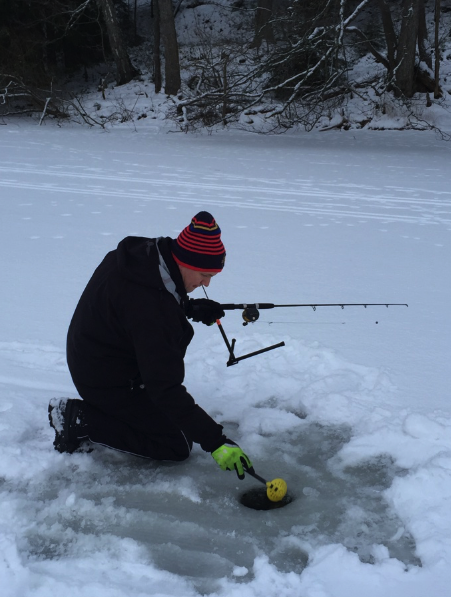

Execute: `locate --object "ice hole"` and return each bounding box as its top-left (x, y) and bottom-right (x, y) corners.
top-left (240, 486), bottom-right (294, 510)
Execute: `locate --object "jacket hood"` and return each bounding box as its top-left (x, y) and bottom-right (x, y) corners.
top-left (116, 236), bottom-right (187, 301)
top-left (116, 236), bottom-right (159, 288)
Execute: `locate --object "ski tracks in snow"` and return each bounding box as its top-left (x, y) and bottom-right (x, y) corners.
top-left (1, 162), bottom-right (451, 227)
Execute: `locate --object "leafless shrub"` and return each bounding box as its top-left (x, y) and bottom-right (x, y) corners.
top-left (0, 74), bottom-right (110, 127)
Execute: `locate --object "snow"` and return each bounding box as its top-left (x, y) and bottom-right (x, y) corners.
top-left (1, 123), bottom-right (451, 596)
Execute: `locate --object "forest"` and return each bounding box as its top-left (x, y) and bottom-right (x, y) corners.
top-left (1, 0), bottom-right (450, 131)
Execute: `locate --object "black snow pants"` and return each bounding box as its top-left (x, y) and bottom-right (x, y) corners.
top-left (73, 381), bottom-right (193, 461)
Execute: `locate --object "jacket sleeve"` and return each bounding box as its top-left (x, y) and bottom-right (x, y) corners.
top-left (120, 284), bottom-right (226, 452)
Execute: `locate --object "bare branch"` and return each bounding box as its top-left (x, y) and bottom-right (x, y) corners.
top-left (346, 26), bottom-right (390, 69)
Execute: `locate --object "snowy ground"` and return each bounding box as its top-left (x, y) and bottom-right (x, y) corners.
top-left (1, 123), bottom-right (451, 596)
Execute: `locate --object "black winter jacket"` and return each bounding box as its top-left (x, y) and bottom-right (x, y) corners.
top-left (67, 236), bottom-right (226, 452)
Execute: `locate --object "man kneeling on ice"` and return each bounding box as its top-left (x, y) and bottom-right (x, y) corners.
top-left (48, 211), bottom-right (253, 480)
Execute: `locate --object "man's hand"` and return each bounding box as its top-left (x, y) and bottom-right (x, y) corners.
top-left (211, 442), bottom-right (254, 480)
top-left (186, 298), bottom-right (225, 326)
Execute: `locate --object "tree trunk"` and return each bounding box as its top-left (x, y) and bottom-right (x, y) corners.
top-left (157, 0), bottom-right (181, 95)
top-left (134, 0), bottom-right (138, 45)
top-left (395, 0), bottom-right (420, 97)
top-left (434, 0), bottom-right (441, 98)
top-left (95, 0), bottom-right (137, 86)
top-left (251, 0), bottom-right (274, 49)
top-left (418, 0), bottom-right (432, 69)
top-left (152, 0), bottom-right (162, 93)
top-left (376, 0), bottom-right (397, 74)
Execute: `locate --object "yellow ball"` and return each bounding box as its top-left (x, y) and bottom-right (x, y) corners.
top-left (266, 478), bottom-right (288, 502)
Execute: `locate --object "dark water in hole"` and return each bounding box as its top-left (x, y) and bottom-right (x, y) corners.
top-left (240, 486), bottom-right (294, 510)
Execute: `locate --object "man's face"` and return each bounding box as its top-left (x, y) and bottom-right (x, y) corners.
top-left (178, 265), bottom-right (217, 293)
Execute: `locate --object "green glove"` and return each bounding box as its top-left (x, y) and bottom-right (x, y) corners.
top-left (212, 442), bottom-right (253, 480)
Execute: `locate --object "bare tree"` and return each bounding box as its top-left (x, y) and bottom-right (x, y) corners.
top-left (377, 0), bottom-right (397, 74)
top-left (152, 0), bottom-right (162, 93)
top-left (95, 0), bottom-right (137, 85)
top-left (156, 0), bottom-right (181, 95)
top-left (434, 0), bottom-right (441, 98)
top-left (251, 0), bottom-right (275, 49)
top-left (394, 0), bottom-right (420, 97)
top-left (418, 0), bottom-right (432, 69)
top-left (176, 0), bottom-right (372, 130)
top-left (351, 0), bottom-right (439, 97)
top-left (174, 0), bottom-right (450, 132)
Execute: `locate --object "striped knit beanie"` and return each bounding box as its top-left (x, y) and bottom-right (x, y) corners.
top-left (172, 212), bottom-right (226, 272)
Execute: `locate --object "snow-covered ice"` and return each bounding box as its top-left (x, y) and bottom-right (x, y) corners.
top-left (1, 124), bottom-right (451, 596)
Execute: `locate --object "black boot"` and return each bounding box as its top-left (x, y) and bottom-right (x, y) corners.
top-left (48, 398), bottom-right (89, 454)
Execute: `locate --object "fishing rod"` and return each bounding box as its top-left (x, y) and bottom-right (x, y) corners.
top-left (204, 289), bottom-right (408, 366)
top-left (220, 302), bottom-right (408, 325)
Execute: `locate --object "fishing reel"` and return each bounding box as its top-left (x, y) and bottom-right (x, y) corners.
top-left (242, 306), bottom-right (260, 326)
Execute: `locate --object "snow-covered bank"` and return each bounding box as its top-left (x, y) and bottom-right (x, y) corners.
top-left (1, 125), bottom-right (450, 596)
